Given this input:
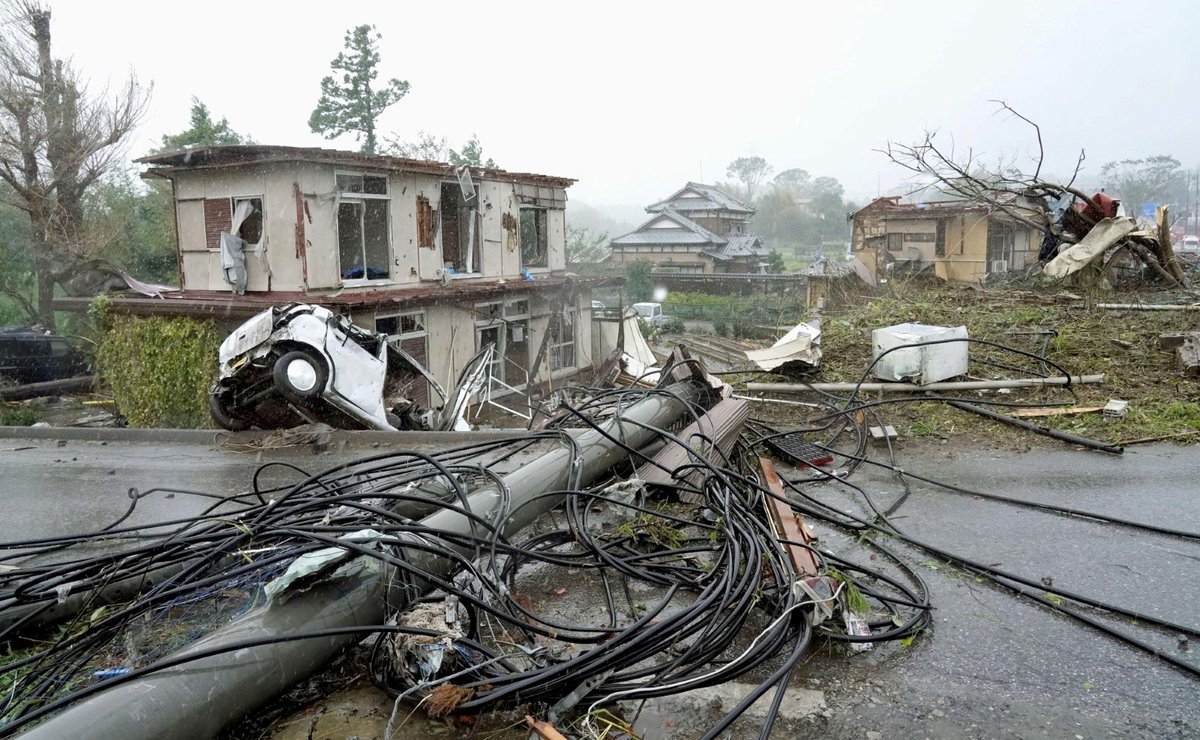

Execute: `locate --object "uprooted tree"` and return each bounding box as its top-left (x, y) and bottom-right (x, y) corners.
top-left (881, 101), bottom-right (1188, 288)
top-left (0, 0), bottom-right (149, 327)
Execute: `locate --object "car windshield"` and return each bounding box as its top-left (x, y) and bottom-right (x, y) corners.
top-left (633, 304), bottom-right (658, 318)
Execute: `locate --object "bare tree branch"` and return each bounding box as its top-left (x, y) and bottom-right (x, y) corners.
top-left (877, 103), bottom-right (1187, 287)
top-left (990, 99), bottom-right (1043, 181)
top-left (0, 0), bottom-right (149, 325)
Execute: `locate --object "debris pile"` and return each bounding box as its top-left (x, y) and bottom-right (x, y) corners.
top-left (1, 341), bottom-right (1196, 739)
top-left (1040, 194), bottom-right (1189, 287)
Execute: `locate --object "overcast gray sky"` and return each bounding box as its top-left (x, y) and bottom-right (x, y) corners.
top-left (47, 0), bottom-right (1200, 211)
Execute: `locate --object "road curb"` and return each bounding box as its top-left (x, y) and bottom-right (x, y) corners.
top-left (0, 426), bottom-right (533, 446)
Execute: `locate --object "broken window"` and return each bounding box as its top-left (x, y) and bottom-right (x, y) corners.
top-left (886, 233), bottom-right (905, 252)
top-left (378, 311), bottom-right (429, 406)
top-left (441, 182), bottom-right (480, 274)
top-left (475, 299), bottom-right (530, 387)
top-left (337, 172), bottom-right (391, 281)
top-left (550, 308), bottom-right (576, 371)
top-left (203, 196), bottom-right (263, 248)
top-left (336, 171), bottom-right (391, 281)
top-left (986, 221), bottom-right (1016, 272)
top-left (232, 197), bottom-right (263, 245)
top-left (336, 173), bottom-right (388, 195)
top-left (520, 209), bottom-right (548, 268)
top-left (417, 195), bottom-right (435, 249)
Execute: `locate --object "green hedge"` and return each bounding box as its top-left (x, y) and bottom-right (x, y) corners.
top-left (96, 312), bottom-right (220, 428)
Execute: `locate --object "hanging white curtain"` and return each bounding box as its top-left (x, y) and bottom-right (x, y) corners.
top-left (229, 199), bottom-right (255, 240)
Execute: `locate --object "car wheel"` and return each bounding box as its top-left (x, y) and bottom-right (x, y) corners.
top-left (273, 350), bottom-right (328, 401)
top-left (209, 392), bottom-right (251, 431)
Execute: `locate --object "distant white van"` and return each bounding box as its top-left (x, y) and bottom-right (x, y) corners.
top-left (632, 302), bottom-right (669, 327)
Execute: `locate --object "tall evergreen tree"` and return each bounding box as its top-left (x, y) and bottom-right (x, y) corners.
top-left (309, 24), bottom-right (409, 155)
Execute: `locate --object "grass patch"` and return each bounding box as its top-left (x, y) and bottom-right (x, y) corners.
top-left (784, 281), bottom-right (1200, 445)
top-left (616, 507), bottom-right (687, 550)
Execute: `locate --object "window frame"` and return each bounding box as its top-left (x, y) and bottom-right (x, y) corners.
top-left (376, 310), bottom-right (427, 341)
top-left (474, 299), bottom-right (531, 388)
top-left (204, 195), bottom-right (265, 252)
top-left (550, 306), bottom-right (577, 374)
top-left (519, 207), bottom-right (549, 270)
top-left (336, 170), bottom-right (393, 285)
top-left (441, 181), bottom-right (482, 276)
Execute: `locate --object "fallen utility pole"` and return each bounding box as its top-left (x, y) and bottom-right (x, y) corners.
top-left (0, 376), bottom-right (93, 402)
top-left (20, 383), bottom-right (704, 740)
top-left (1093, 303), bottom-right (1200, 311)
top-left (745, 375), bottom-right (1104, 395)
top-left (943, 398), bottom-right (1123, 454)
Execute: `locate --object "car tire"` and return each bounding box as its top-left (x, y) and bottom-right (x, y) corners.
top-left (273, 350), bottom-right (328, 401)
top-left (209, 392), bottom-right (252, 432)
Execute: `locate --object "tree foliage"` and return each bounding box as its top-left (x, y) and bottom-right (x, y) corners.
top-left (83, 170), bottom-right (177, 283)
top-left (1100, 156), bottom-right (1185, 215)
top-left (387, 130), bottom-right (447, 161)
top-left (773, 168), bottom-right (811, 195)
top-left (625, 261), bottom-right (653, 302)
top-left (309, 24), bottom-right (409, 155)
top-left (726, 156), bottom-right (773, 203)
top-left (387, 131), bottom-right (497, 168)
top-left (753, 173), bottom-right (852, 250)
top-left (157, 98), bottom-right (249, 152)
top-left (448, 134), bottom-right (496, 168)
top-left (565, 226), bottom-right (608, 266)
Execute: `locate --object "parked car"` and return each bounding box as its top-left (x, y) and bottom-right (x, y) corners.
top-left (1180, 235), bottom-right (1200, 253)
top-left (209, 303), bottom-right (489, 432)
top-left (631, 302), bottom-right (670, 327)
top-left (0, 328), bottom-right (88, 384)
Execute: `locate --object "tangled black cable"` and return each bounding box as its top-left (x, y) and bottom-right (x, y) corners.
top-left (0, 385), bottom-right (932, 740)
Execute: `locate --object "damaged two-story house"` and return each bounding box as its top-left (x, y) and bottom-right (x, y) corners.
top-left (62, 145), bottom-right (613, 404)
top-left (608, 183), bottom-right (767, 274)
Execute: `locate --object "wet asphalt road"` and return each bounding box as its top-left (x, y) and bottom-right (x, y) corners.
top-left (798, 442), bottom-right (1200, 739)
top-left (0, 434), bottom-right (1197, 738)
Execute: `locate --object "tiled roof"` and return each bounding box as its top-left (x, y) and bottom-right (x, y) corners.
top-left (802, 256), bottom-right (855, 277)
top-left (609, 210), bottom-right (726, 246)
top-left (647, 182), bottom-right (755, 214)
top-left (704, 235), bottom-right (765, 261)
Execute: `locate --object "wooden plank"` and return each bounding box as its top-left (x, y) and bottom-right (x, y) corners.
top-left (759, 457), bottom-right (821, 578)
top-left (1010, 406), bottom-right (1105, 418)
top-left (525, 715), bottom-right (569, 740)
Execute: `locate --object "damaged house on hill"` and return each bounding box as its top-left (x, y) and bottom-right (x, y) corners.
top-left (55, 145), bottom-right (614, 402)
top-left (608, 182), bottom-right (768, 274)
top-left (850, 195), bottom-right (1043, 283)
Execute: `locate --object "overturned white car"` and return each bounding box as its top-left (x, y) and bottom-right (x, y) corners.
top-left (209, 304), bottom-right (489, 432)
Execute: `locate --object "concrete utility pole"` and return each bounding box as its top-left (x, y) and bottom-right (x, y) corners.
top-left (20, 384), bottom-right (703, 740)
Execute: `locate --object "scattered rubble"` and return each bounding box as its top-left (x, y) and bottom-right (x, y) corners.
top-left (0, 323), bottom-right (1197, 739)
